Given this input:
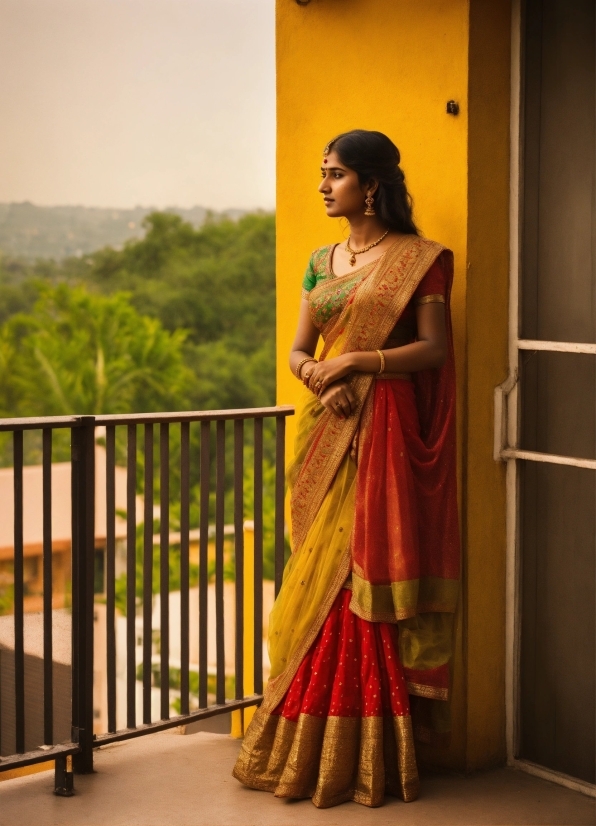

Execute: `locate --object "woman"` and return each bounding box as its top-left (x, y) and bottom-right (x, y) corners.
top-left (233, 130), bottom-right (459, 808)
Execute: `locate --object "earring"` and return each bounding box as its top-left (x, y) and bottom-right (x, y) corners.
top-left (364, 195), bottom-right (375, 216)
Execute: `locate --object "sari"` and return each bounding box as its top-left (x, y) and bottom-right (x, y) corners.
top-left (233, 235), bottom-right (460, 808)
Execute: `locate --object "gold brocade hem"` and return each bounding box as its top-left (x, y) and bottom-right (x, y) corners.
top-left (350, 572), bottom-right (459, 622)
top-left (232, 708), bottom-right (419, 809)
top-left (349, 599), bottom-right (415, 623)
top-left (406, 681), bottom-right (449, 701)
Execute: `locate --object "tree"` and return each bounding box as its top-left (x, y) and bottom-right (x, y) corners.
top-left (0, 211), bottom-right (277, 413)
top-left (86, 211), bottom-right (276, 353)
top-left (0, 284), bottom-right (192, 417)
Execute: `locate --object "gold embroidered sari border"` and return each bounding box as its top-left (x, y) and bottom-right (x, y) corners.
top-left (290, 373), bottom-right (372, 554)
top-left (406, 681), bottom-right (449, 701)
top-left (350, 572), bottom-right (460, 622)
top-left (348, 600), bottom-right (416, 623)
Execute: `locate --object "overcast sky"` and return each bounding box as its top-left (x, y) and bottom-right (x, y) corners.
top-left (0, 0), bottom-right (275, 211)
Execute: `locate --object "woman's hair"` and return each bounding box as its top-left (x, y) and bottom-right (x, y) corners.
top-left (325, 129), bottom-right (419, 235)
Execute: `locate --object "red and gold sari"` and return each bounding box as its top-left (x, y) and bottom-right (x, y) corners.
top-left (233, 235), bottom-right (459, 808)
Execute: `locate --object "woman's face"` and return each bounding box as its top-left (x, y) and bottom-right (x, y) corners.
top-left (318, 150), bottom-right (373, 219)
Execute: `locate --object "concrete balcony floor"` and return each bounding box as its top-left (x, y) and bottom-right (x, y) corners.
top-left (0, 730), bottom-right (593, 826)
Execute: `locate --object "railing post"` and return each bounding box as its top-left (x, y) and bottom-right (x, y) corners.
top-left (274, 415), bottom-right (286, 596)
top-left (71, 416), bottom-right (95, 774)
top-left (54, 754), bottom-right (74, 797)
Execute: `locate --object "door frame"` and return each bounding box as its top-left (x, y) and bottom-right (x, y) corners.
top-left (495, 0), bottom-right (596, 797)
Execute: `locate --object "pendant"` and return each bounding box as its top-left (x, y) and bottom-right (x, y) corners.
top-left (349, 253), bottom-right (356, 266)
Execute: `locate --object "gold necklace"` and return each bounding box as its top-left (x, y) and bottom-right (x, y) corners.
top-left (345, 229), bottom-right (390, 266)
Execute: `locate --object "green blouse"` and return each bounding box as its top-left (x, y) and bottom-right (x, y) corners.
top-left (302, 245), bottom-right (334, 297)
top-left (302, 243), bottom-right (447, 304)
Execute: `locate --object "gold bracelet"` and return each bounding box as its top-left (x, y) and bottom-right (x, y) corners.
top-left (295, 356), bottom-right (317, 379)
top-left (376, 349), bottom-right (385, 374)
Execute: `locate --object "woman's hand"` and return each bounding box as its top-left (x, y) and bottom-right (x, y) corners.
top-left (304, 354), bottom-right (352, 397)
top-left (318, 379), bottom-right (357, 418)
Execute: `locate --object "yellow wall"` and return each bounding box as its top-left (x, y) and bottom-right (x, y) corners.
top-left (0, 761), bottom-right (53, 782)
top-left (276, 0), bottom-right (511, 771)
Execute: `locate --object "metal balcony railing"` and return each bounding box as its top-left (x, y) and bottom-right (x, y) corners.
top-left (0, 406), bottom-right (293, 795)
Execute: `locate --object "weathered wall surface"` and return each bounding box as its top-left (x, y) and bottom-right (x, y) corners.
top-left (276, 0), bottom-right (510, 770)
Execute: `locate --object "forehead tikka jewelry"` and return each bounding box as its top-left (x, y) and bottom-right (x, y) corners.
top-left (323, 135), bottom-right (340, 157)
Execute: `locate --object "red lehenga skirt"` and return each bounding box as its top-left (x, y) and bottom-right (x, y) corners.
top-left (234, 376), bottom-right (456, 807)
top-left (234, 586), bottom-right (419, 808)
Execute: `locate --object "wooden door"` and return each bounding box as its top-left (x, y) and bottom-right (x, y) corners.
top-left (519, 0), bottom-right (595, 785)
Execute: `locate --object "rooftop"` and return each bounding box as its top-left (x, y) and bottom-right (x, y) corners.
top-left (0, 729), bottom-right (593, 826)
top-left (0, 443), bottom-right (141, 556)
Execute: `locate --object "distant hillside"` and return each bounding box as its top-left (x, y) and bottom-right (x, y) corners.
top-left (0, 202), bottom-right (246, 261)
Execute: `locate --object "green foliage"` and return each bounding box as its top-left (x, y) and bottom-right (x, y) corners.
top-left (0, 579), bottom-right (13, 616)
top-left (85, 212), bottom-right (275, 352)
top-left (0, 285), bottom-right (192, 418)
top-left (190, 338), bottom-right (275, 411)
top-left (0, 211), bottom-right (276, 417)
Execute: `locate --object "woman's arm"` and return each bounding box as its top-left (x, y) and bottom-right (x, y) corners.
top-left (289, 299), bottom-right (320, 379)
top-left (304, 302), bottom-right (448, 394)
top-left (289, 299), bottom-right (357, 418)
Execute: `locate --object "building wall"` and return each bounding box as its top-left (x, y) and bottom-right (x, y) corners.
top-left (276, 0), bottom-right (511, 770)
top-left (0, 648), bottom-right (71, 756)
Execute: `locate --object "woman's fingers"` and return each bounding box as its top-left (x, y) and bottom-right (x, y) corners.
top-left (343, 386), bottom-right (356, 409)
top-left (335, 391), bottom-right (350, 416)
top-left (321, 387), bottom-right (352, 418)
top-left (314, 367), bottom-right (329, 394)
top-left (319, 388), bottom-right (339, 414)
top-left (302, 367), bottom-right (315, 388)
top-left (308, 360), bottom-right (340, 394)
top-left (332, 398), bottom-right (345, 417)
top-left (336, 384), bottom-right (354, 416)
top-left (304, 369), bottom-right (318, 392)
top-left (308, 365), bottom-right (324, 392)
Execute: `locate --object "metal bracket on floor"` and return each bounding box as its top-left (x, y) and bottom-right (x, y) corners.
top-left (54, 754), bottom-right (75, 797)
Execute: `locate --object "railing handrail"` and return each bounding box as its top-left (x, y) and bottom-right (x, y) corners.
top-left (0, 405), bottom-right (295, 432)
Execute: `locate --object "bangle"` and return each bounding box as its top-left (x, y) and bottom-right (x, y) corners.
top-left (295, 357), bottom-right (317, 379)
top-left (376, 349), bottom-right (385, 374)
